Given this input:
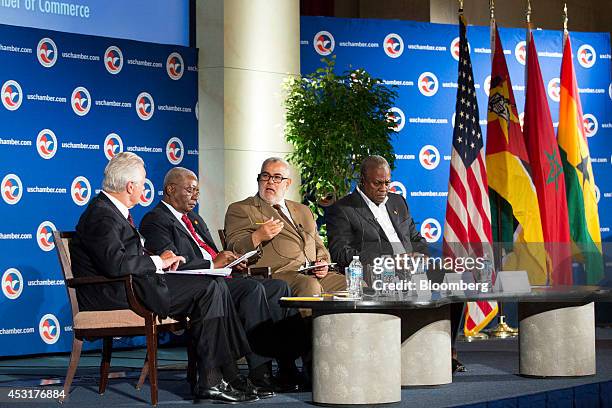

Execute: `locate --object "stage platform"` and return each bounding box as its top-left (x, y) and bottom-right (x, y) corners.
top-left (1, 328), bottom-right (612, 407)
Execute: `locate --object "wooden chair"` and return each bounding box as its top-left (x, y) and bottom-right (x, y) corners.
top-left (218, 229), bottom-right (271, 279)
top-left (53, 231), bottom-right (194, 406)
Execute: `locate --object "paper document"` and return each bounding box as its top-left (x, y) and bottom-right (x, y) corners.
top-left (226, 249), bottom-right (259, 268)
top-left (298, 262), bottom-right (336, 272)
top-left (168, 268), bottom-right (232, 277)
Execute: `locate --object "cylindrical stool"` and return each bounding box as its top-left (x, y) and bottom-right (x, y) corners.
top-left (519, 302), bottom-right (595, 376)
top-left (398, 305), bottom-right (452, 386)
top-left (312, 312), bottom-right (401, 405)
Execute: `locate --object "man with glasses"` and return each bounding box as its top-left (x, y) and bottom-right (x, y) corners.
top-left (224, 157), bottom-right (346, 300)
top-left (140, 167), bottom-right (308, 394)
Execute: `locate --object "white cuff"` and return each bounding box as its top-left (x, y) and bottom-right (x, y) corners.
top-left (150, 256), bottom-right (165, 274)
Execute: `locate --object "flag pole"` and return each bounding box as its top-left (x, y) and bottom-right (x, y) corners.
top-left (486, 0), bottom-right (519, 339)
top-left (562, 3), bottom-right (569, 44)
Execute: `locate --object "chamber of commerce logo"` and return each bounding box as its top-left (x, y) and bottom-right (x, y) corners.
top-left (451, 37), bottom-right (460, 61)
top-left (483, 75), bottom-right (491, 97)
top-left (36, 221), bottom-right (57, 252)
top-left (166, 52), bottom-right (184, 80)
top-left (39, 314), bottom-right (60, 345)
top-left (577, 44), bottom-right (596, 68)
top-left (37, 38), bottom-right (58, 68)
top-left (515, 41), bottom-right (526, 65)
top-left (583, 114), bottom-right (598, 137)
top-left (387, 107), bottom-right (405, 132)
top-left (547, 77), bottom-right (561, 102)
top-left (71, 86), bottom-right (91, 116)
top-left (388, 181), bottom-right (407, 198)
top-left (2, 268), bottom-right (23, 300)
top-left (36, 129), bottom-right (58, 160)
top-left (104, 133), bottom-right (123, 160)
top-left (2, 80), bottom-right (23, 111)
top-left (140, 178), bottom-right (155, 207)
top-left (166, 137), bottom-right (184, 165)
top-left (314, 31), bottom-right (334, 56)
top-left (419, 145), bottom-right (440, 170)
top-left (104, 46), bottom-right (123, 74)
top-left (383, 33), bottom-right (404, 58)
top-left (136, 92), bottom-right (154, 120)
top-left (2, 174), bottom-right (23, 205)
top-left (420, 218), bottom-right (442, 243)
top-left (594, 184), bottom-right (600, 203)
top-left (71, 176), bottom-right (91, 206)
top-left (418, 72), bottom-right (438, 97)
top-left (195, 101), bottom-right (199, 121)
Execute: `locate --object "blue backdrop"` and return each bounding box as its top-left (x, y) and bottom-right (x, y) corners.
top-left (0, 23), bottom-right (198, 356)
top-left (301, 16), bottom-right (612, 257)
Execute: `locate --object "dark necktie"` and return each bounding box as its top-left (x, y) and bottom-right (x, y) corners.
top-left (181, 214), bottom-right (217, 259)
top-left (127, 212), bottom-right (135, 228)
top-left (272, 204), bottom-right (294, 227)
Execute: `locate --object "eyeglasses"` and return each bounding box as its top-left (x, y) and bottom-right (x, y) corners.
top-left (170, 183), bottom-right (199, 195)
top-left (258, 172), bottom-right (289, 184)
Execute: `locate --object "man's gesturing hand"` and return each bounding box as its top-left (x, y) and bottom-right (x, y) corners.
top-left (251, 217), bottom-right (284, 247)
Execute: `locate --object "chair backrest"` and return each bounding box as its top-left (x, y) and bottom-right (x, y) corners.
top-left (53, 231), bottom-right (80, 317)
top-left (218, 229), bottom-right (227, 250)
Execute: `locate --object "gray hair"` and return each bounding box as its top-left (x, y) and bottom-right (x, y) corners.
top-left (360, 155), bottom-right (390, 181)
top-left (163, 167), bottom-right (197, 190)
top-left (260, 157), bottom-right (290, 175)
top-left (102, 152), bottom-right (145, 193)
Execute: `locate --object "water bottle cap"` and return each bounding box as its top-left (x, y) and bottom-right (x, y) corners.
top-left (352, 256), bottom-right (359, 260)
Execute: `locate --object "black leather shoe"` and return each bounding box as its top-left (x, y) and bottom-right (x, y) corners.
top-left (231, 375), bottom-right (275, 399)
top-left (452, 358), bottom-right (467, 373)
top-left (194, 380), bottom-right (259, 404)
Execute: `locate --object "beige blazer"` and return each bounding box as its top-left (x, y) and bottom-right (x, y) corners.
top-left (224, 195), bottom-right (330, 274)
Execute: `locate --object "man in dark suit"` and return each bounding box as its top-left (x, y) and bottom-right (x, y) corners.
top-left (140, 167), bottom-right (307, 394)
top-left (326, 155), bottom-right (465, 373)
top-left (70, 152), bottom-right (258, 403)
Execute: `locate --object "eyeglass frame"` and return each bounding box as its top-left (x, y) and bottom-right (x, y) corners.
top-left (257, 172), bottom-right (290, 184)
top-left (169, 182), bottom-right (200, 196)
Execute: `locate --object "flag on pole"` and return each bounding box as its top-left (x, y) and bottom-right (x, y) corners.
top-left (443, 14), bottom-right (497, 336)
top-left (485, 25), bottom-right (548, 285)
top-left (523, 31), bottom-right (573, 285)
top-left (557, 33), bottom-right (603, 284)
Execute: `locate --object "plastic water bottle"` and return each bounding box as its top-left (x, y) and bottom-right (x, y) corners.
top-left (477, 254), bottom-right (494, 292)
top-left (381, 262), bottom-right (395, 297)
top-left (348, 256), bottom-right (363, 298)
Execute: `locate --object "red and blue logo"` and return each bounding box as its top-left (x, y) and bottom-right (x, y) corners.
top-left (71, 176), bottom-right (91, 206)
top-left (389, 181), bottom-right (407, 198)
top-left (387, 107), bottom-right (405, 132)
top-left (577, 44), bottom-right (596, 68)
top-left (420, 218), bottom-right (442, 243)
top-left (2, 268), bottom-right (23, 300)
top-left (39, 314), bottom-right (60, 345)
top-left (136, 92), bottom-right (154, 120)
top-left (583, 114), bottom-right (598, 138)
top-left (483, 75), bottom-right (491, 97)
top-left (104, 133), bottom-right (123, 160)
top-left (418, 72), bottom-right (438, 97)
top-left (37, 37), bottom-right (58, 68)
top-left (166, 137), bottom-right (184, 165)
top-left (2, 174), bottom-right (23, 205)
top-left (140, 178), bottom-right (155, 207)
top-left (515, 41), bottom-right (526, 65)
top-left (104, 45), bottom-right (123, 74)
top-left (547, 77), bottom-right (560, 102)
top-left (71, 86), bottom-right (91, 116)
top-left (166, 52), bottom-right (184, 80)
top-left (314, 31), bottom-right (334, 56)
top-left (383, 33), bottom-right (404, 58)
top-left (419, 145), bottom-right (440, 170)
top-left (36, 129), bottom-right (58, 160)
top-left (36, 221), bottom-right (57, 252)
top-left (2, 80), bottom-right (23, 111)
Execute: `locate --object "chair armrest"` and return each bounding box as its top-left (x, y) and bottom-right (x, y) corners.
top-left (247, 267), bottom-right (271, 279)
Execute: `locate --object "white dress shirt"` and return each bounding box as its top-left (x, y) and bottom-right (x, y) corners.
top-left (356, 186), bottom-right (405, 253)
top-left (101, 191), bottom-right (163, 271)
top-left (273, 199), bottom-right (296, 226)
top-left (161, 200), bottom-right (214, 265)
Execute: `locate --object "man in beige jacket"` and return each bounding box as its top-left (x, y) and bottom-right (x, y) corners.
top-left (224, 157), bottom-right (346, 299)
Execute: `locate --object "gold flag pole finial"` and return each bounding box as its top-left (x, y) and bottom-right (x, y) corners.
top-left (563, 3), bottom-right (568, 33)
top-left (459, 0), bottom-right (464, 14)
top-left (526, 0), bottom-right (532, 25)
top-left (490, 0), bottom-right (495, 21)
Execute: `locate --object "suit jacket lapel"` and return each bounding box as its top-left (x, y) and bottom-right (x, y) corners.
top-left (98, 193), bottom-right (145, 251)
top-left (157, 202), bottom-right (193, 241)
top-left (189, 212), bottom-right (219, 253)
top-left (351, 191), bottom-right (390, 242)
top-left (255, 195), bottom-right (302, 240)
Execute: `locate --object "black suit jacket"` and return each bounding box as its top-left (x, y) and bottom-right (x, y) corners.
top-left (326, 190), bottom-right (428, 269)
top-left (139, 202), bottom-right (216, 270)
top-left (69, 193), bottom-right (170, 317)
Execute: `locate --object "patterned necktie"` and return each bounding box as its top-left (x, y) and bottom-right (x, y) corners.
top-left (272, 204), bottom-right (294, 227)
top-left (127, 212), bottom-right (136, 228)
top-left (181, 214), bottom-right (217, 259)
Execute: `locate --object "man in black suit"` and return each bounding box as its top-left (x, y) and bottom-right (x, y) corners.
top-left (140, 167), bottom-right (307, 394)
top-left (69, 152), bottom-right (258, 403)
top-left (326, 155), bottom-right (465, 373)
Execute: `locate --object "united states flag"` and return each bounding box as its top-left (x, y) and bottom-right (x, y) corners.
top-left (443, 15), bottom-right (498, 336)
